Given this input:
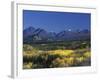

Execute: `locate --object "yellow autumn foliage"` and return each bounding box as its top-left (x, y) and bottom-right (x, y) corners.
top-left (47, 50), bottom-right (74, 56)
top-left (84, 51), bottom-right (91, 58)
top-left (23, 62), bottom-right (33, 69)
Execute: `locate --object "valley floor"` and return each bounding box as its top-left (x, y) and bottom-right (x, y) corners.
top-left (23, 40), bottom-right (91, 69)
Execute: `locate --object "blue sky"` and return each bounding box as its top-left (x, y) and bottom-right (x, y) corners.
top-left (23, 10), bottom-right (91, 33)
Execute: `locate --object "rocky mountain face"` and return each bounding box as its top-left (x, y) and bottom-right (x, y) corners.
top-left (23, 27), bottom-right (90, 43)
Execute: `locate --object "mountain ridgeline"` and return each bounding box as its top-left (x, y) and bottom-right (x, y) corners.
top-left (23, 27), bottom-right (90, 44)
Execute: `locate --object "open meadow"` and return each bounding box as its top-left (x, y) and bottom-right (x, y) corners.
top-left (23, 40), bottom-right (91, 69)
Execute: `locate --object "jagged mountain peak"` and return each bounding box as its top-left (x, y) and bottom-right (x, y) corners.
top-left (23, 26), bottom-right (90, 42)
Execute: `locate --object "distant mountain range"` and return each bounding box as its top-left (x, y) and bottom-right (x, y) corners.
top-left (23, 27), bottom-right (90, 43)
